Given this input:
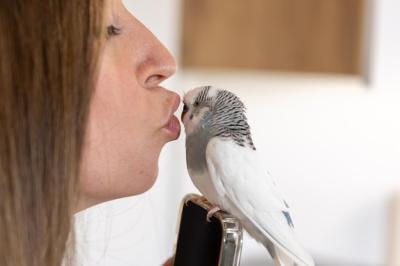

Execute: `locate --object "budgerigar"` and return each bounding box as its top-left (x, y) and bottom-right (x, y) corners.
top-left (181, 86), bottom-right (314, 266)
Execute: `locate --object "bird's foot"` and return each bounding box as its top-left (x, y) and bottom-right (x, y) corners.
top-left (206, 206), bottom-right (221, 222)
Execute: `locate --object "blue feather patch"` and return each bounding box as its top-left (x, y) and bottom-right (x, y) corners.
top-left (282, 211), bottom-right (294, 228)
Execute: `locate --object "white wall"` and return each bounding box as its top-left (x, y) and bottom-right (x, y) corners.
top-left (368, 0), bottom-right (400, 90)
top-left (75, 0), bottom-right (400, 265)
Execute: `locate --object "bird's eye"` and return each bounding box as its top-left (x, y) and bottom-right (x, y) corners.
top-left (193, 101), bottom-right (199, 107)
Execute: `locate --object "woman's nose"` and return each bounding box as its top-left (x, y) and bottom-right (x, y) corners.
top-left (135, 21), bottom-right (177, 89)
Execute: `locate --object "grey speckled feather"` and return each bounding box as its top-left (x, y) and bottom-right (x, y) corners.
top-left (193, 87), bottom-right (256, 150)
top-left (186, 87), bottom-right (255, 174)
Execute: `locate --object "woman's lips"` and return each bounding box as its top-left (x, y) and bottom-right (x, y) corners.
top-left (164, 115), bottom-right (181, 139)
top-left (163, 93), bottom-right (181, 140)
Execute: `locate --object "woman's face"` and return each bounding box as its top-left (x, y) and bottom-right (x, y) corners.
top-left (77, 0), bottom-right (180, 211)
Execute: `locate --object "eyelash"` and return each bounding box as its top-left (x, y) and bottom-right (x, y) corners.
top-left (106, 25), bottom-right (122, 38)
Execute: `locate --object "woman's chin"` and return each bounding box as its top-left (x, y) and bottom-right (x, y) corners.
top-left (126, 165), bottom-right (159, 195)
top-left (137, 168), bottom-right (159, 194)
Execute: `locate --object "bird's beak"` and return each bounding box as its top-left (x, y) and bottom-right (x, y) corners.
top-left (181, 109), bottom-right (187, 122)
top-left (181, 103), bottom-right (188, 122)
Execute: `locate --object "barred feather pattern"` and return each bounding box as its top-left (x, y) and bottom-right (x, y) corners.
top-left (199, 88), bottom-right (256, 150)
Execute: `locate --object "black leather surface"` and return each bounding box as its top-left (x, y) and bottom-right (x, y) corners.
top-left (174, 201), bottom-right (222, 266)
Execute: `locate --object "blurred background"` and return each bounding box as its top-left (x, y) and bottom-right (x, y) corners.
top-left (74, 0), bottom-right (400, 265)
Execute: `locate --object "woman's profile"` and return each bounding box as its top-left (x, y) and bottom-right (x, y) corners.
top-left (0, 0), bottom-right (179, 265)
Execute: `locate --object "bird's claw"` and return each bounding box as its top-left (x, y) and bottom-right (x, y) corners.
top-left (206, 206), bottom-right (221, 222)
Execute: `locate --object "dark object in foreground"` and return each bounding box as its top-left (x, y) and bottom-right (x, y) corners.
top-left (173, 194), bottom-right (243, 266)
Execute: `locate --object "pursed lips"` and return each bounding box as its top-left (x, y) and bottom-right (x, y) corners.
top-left (161, 92), bottom-right (181, 140)
top-left (162, 92), bottom-right (181, 129)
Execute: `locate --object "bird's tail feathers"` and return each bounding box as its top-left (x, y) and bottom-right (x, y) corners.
top-left (265, 241), bottom-right (291, 266)
top-left (262, 237), bottom-right (314, 266)
top-left (242, 215), bottom-right (314, 266)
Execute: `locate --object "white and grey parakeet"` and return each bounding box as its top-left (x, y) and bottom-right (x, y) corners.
top-left (181, 86), bottom-right (314, 266)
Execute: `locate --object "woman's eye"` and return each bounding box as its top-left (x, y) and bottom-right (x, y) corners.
top-left (106, 25), bottom-right (121, 38)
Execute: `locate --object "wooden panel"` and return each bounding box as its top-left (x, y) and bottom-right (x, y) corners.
top-left (181, 0), bottom-right (365, 74)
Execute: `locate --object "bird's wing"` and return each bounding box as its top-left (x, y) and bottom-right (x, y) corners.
top-left (205, 137), bottom-right (314, 266)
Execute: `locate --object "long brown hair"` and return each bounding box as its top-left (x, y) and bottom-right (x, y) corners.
top-left (0, 1), bottom-right (105, 265)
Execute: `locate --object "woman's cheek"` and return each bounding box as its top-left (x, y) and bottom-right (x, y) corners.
top-left (136, 153), bottom-right (160, 191)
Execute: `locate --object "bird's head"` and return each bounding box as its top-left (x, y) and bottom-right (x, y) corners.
top-left (181, 86), bottom-right (218, 136)
top-left (181, 86), bottom-right (255, 149)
